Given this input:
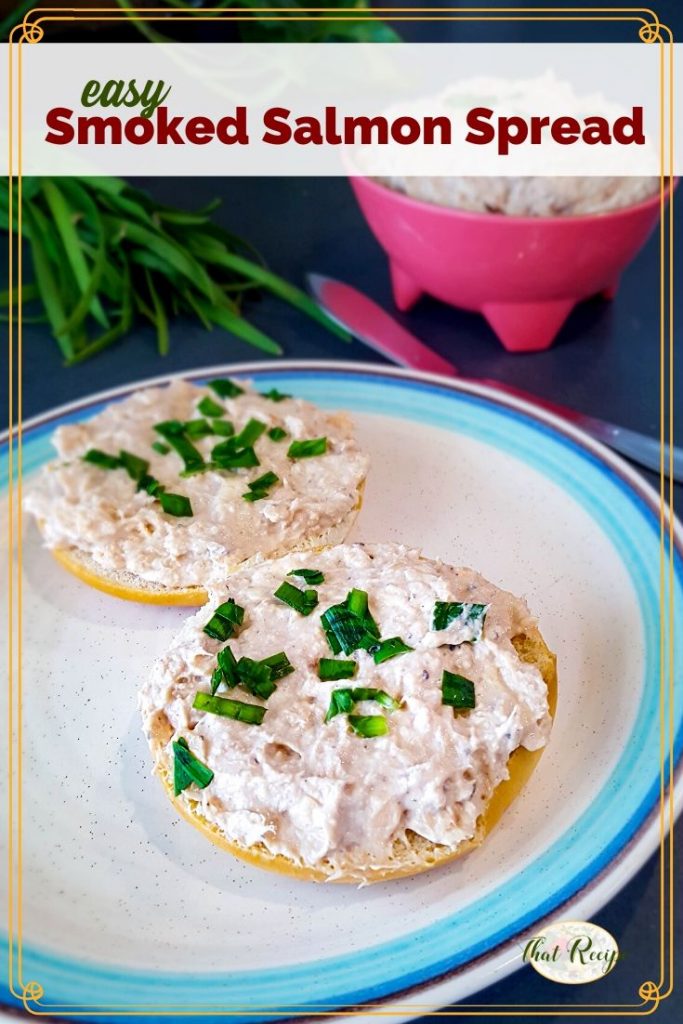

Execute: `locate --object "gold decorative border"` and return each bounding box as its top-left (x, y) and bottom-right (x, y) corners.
top-left (5, 5), bottom-right (676, 1017)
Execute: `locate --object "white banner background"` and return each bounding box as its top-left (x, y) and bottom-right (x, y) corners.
top-left (2, 42), bottom-right (679, 176)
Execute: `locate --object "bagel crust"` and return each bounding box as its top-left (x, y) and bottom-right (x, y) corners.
top-left (24, 378), bottom-right (369, 595)
top-left (140, 544), bottom-right (555, 882)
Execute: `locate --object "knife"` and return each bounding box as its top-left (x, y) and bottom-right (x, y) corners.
top-left (307, 273), bottom-right (682, 483)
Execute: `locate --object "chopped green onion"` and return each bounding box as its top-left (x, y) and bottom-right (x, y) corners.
top-left (118, 449), bottom-right (149, 484)
top-left (210, 667), bottom-right (223, 696)
top-left (274, 580), bottom-right (319, 616)
top-left (259, 651), bottom-right (295, 681)
top-left (288, 568), bottom-right (325, 585)
top-left (139, 473), bottom-right (165, 497)
top-left (348, 715), bottom-right (388, 738)
top-left (372, 637), bottom-right (413, 665)
top-left (236, 657), bottom-right (277, 700)
top-left (154, 421), bottom-right (205, 474)
top-left (158, 491), bottom-right (193, 517)
top-left (193, 690), bottom-right (265, 725)
top-left (325, 686), bottom-right (400, 722)
top-left (184, 418), bottom-right (213, 440)
top-left (152, 441), bottom-right (170, 455)
top-left (324, 688), bottom-right (356, 721)
top-left (287, 437), bottom-right (327, 459)
top-left (433, 601), bottom-right (489, 640)
top-left (261, 388), bottom-right (291, 402)
top-left (203, 598), bottom-right (245, 641)
top-left (208, 378), bottom-right (244, 399)
top-left (249, 470), bottom-right (279, 491)
top-left (211, 438), bottom-right (260, 470)
top-left (211, 419), bottom-right (235, 437)
top-left (268, 426), bottom-right (287, 442)
top-left (83, 448), bottom-right (120, 470)
top-left (198, 395), bottom-right (225, 418)
top-left (441, 671), bottom-right (476, 712)
top-left (346, 588), bottom-right (380, 637)
top-left (318, 658), bottom-right (357, 682)
top-left (233, 418), bottom-right (267, 448)
top-left (320, 604), bottom-right (377, 656)
top-left (214, 645), bottom-right (240, 691)
top-left (153, 419), bottom-right (185, 437)
top-left (243, 470), bottom-right (279, 502)
top-left (172, 737), bottom-right (214, 796)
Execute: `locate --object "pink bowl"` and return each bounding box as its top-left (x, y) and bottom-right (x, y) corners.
top-left (350, 176), bottom-right (664, 352)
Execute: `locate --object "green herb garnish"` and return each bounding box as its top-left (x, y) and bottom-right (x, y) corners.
top-left (139, 473), bottom-right (165, 497)
top-left (287, 437), bottom-right (327, 459)
top-left (152, 441), bottom-right (170, 455)
top-left (433, 602), bottom-right (489, 640)
top-left (243, 470), bottom-right (279, 502)
top-left (154, 421), bottom-right (205, 475)
top-left (208, 379), bottom-right (244, 399)
top-left (325, 687), bottom-right (400, 726)
top-left (235, 657), bottom-right (277, 700)
top-left (262, 388), bottom-right (291, 402)
top-left (274, 580), bottom-right (319, 616)
top-left (317, 658), bottom-right (357, 682)
top-left (203, 598), bottom-right (245, 641)
top-left (441, 671), bottom-right (476, 712)
top-left (267, 427), bottom-right (287, 442)
top-left (211, 442), bottom-right (260, 470)
top-left (372, 637), bottom-right (413, 665)
top-left (198, 395), bottom-right (225, 418)
top-left (193, 691), bottom-right (266, 725)
top-left (213, 645), bottom-right (240, 692)
top-left (183, 418), bottom-right (213, 440)
top-left (211, 419), bottom-right (235, 437)
top-left (83, 448), bottom-right (120, 470)
top-left (118, 449), bottom-right (149, 484)
top-left (288, 568), bottom-right (325, 586)
top-left (320, 604), bottom-right (377, 656)
top-left (172, 737), bottom-right (214, 796)
top-left (259, 651), bottom-right (295, 681)
top-left (233, 418), bottom-right (268, 448)
top-left (346, 588), bottom-right (380, 637)
top-left (347, 715), bottom-right (389, 738)
top-left (158, 491), bottom-right (193, 517)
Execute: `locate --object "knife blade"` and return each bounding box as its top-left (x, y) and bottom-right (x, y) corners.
top-left (307, 272), bottom-right (683, 483)
top-left (307, 274), bottom-right (459, 378)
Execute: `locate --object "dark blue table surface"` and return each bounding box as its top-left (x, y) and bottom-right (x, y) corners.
top-left (3, 1), bottom-right (681, 1020)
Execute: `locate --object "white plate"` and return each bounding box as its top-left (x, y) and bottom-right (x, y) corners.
top-left (2, 361), bottom-right (681, 1020)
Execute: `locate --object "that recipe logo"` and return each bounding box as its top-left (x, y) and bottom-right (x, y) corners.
top-left (43, 78), bottom-right (646, 156)
top-left (522, 921), bottom-right (621, 984)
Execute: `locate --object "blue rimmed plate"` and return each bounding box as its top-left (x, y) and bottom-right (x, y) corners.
top-left (2, 361), bottom-right (681, 1021)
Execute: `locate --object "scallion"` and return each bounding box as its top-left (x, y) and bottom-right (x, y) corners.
top-left (152, 441), bottom-right (170, 455)
top-left (262, 388), bottom-right (291, 402)
top-left (211, 419), bottom-right (235, 437)
top-left (268, 427), bottom-right (287, 442)
top-left (154, 421), bottom-right (205, 474)
top-left (83, 448), bottom-right (120, 470)
top-left (213, 645), bottom-right (240, 692)
top-left (183, 418), bottom-right (213, 440)
top-left (233, 418), bottom-right (267, 448)
top-left (274, 580), bottom-right (319, 616)
top-left (320, 604), bottom-right (377, 656)
top-left (433, 601), bottom-right (488, 640)
top-left (348, 715), bottom-right (388, 738)
top-left (198, 395), bottom-right (225, 418)
top-left (324, 688), bottom-right (356, 722)
top-left (172, 737), bottom-right (214, 796)
top-left (441, 670), bottom-right (476, 712)
top-left (158, 491), bottom-right (193, 517)
top-left (372, 637), bottom-right (413, 665)
top-left (287, 437), bottom-right (327, 459)
top-left (236, 657), bottom-right (277, 700)
top-left (243, 470), bottom-right (279, 502)
top-left (202, 598), bottom-right (245, 641)
top-left (208, 379), bottom-right (244, 399)
top-left (317, 658), bottom-right (357, 682)
top-left (193, 690), bottom-right (266, 725)
top-left (118, 449), bottom-right (149, 484)
top-left (288, 568), bottom-right (325, 585)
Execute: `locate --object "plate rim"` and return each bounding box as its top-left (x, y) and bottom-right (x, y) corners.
top-left (3, 358), bottom-right (681, 1019)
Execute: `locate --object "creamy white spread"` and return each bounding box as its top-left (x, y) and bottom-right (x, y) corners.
top-left (139, 544), bottom-right (552, 876)
top-left (24, 379), bottom-right (368, 589)
top-left (376, 175), bottom-right (658, 217)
